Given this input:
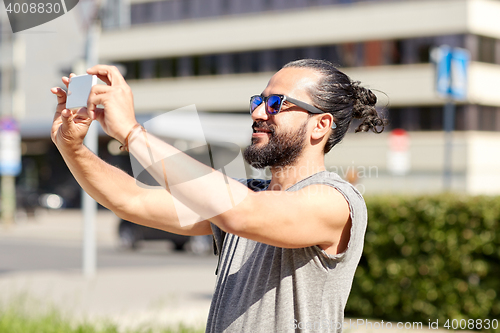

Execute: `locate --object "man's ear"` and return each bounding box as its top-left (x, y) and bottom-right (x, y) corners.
top-left (311, 113), bottom-right (335, 140)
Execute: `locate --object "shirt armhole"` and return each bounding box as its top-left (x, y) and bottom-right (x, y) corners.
top-left (314, 183), bottom-right (356, 262)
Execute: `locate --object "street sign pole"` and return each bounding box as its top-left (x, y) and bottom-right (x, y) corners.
top-left (432, 45), bottom-right (469, 192)
top-left (443, 101), bottom-right (455, 191)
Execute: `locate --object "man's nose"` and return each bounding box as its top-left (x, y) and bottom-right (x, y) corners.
top-left (251, 103), bottom-right (269, 122)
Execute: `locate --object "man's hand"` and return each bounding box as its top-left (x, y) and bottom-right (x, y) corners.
top-left (86, 65), bottom-right (138, 144)
top-left (50, 74), bottom-right (92, 151)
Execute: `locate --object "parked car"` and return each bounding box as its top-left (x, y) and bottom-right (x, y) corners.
top-left (16, 185), bottom-right (65, 215)
top-left (118, 219), bottom-right (190, 250)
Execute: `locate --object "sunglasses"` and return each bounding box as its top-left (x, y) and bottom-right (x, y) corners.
top-left (250, 94), bottom-right (337, 129)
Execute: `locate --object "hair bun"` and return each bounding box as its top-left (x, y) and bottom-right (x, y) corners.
top-left (352, 83), bottom-right (377, 107)
top-left (282, 59), bottom-right (386, 153)
top-left (351, 84), bottom-right (385, 133)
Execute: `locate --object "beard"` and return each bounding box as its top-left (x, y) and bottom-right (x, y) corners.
top-left (243, 120), bottom-right (309, 169)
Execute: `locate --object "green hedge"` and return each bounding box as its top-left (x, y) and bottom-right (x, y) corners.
top-left (345, 194), bottom-right (500, 329)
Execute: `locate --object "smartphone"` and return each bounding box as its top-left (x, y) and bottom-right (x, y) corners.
top-left (66, 74), bottom-right (97, 109)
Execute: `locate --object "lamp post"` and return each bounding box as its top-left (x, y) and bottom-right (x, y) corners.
top-left (77, 0), bottom-right (101, 278)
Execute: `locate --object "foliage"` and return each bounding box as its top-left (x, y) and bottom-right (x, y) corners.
top-left (345, 194), bottom-right (500, 330)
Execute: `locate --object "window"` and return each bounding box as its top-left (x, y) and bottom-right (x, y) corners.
top-left (181, 0), bottom-right (192, 19)
top-left (341, 43), bottom-right (358, 67)
top-left (216, 54), bottom-right (232, 74)
top-left (364, 40), bottom-right (383, 66)
top-left (125, 0), bottom-right (391, 27)
top-left (157, 58), bottom-right (177, 78)
top-left (113, 35), bottom-right (476, 81)
top-left (478, 36), bottom-right (496, 64)
top-left (199, 55), bottom-right (217, 75)
top-left (123, 61), bottom-right (139, 80)
top-left (220, 0), bottom-right (231, 14)
top-left (140, 60), bottom-right (156, 79)
top-left (388, 107), bottom-right (445, 131)
top-left (478, 106), bottom-right (498, 131)
top-left (178, 57), bottom-right (193, 76)
top-left (417, 44), bottom-right (431, 63)
top-left (388, 108), bottom-right (404, 130)
top-left (420, 107), bottom-right (443, 131)
top-left (384, 40), bottom-right (402, 65)
top-left (257, 50), bottom-right (277, 72)
top-left (454, 106), bottom-right (466, 131)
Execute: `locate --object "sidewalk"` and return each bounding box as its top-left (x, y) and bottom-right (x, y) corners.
top-left (0, 266), bottom-right (215, 331)
top-left (0, 208), bottom-right (120, 246)
top-left (0, 209), bottom-right (215, 331)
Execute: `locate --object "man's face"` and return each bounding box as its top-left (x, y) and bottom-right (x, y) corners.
top-left (243, 117), bottom-right (309, 169)
top-left (243, 67), bottom-right (320, 169)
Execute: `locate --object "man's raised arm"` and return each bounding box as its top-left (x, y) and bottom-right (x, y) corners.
top-left (50, 75), bottom-right (211, 236)
top-left (83, 65), bottom-right (349, 252)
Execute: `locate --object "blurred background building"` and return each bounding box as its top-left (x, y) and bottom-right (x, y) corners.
top-left (2, 0), bottom-right (500, 212)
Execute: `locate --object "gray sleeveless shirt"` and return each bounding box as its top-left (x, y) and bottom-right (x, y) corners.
top-left (207, 171), bottom-right (367, 333)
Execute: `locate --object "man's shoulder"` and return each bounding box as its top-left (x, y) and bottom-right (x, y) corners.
top-left (290, 171), bottom-right (366, 208)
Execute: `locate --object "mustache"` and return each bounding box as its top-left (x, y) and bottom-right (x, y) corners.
top-left (252, 122), bottom-right (276, 134)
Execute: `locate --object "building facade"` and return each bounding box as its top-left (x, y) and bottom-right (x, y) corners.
top-left (96, 0), bottom-right (500, 195)
top-left (2, 0), bottom-right (500, 205)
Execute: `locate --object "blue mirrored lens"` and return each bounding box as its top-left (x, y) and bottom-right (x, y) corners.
top-left (267, 95), bottom-right (282, 114)
top-left (250, 96), bottom-right (263, 112)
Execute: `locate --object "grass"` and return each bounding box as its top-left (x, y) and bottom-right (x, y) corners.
top-left (0, 300), bottom-right (204, 333)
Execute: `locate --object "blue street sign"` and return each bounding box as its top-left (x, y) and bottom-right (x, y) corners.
top-left (450, 48), bottom-right (470, 100)
top-left (432, 45), bottom-right (470, 100)
top-left (434, 45), bottom-right (452, 97)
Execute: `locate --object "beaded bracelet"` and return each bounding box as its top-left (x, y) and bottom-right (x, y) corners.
top-left (119, 123), bottom-right (142, 152)
top-left (119, 123), bottom-right (169, 190)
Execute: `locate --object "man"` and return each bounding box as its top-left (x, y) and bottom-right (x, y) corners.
top-left (51, 59), bottom-right (384, 332)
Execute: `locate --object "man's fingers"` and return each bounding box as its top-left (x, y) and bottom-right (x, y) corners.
top-left (62, 76), bottom-right (70, 88)
top-left (62, 73), bottom-right (77, 88)
top-left (93, 107), bottom-right (105, 122)
top-left (60, 108), bottom-right (74, 129)
top-left (87, 92), bottom-right (104, 119)
top-left (61, 108), bottom-right (72, 119)
top-left (86, 65), bottom-right (125, 86)
top-left (87, 86), bottom-right (114, 118)
top-left (76, 107), bottom-right (91, 119)
top-left (51, 87), bottom-right (68, 107)
top-left (90, 84), bottom-right (112, 95)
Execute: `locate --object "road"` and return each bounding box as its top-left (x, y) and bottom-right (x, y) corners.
top-left (0, 233), bottom-right (218, 330)
top-left (0, 237), bottom-right (218, 275)
top-left (0, 210), bottom-right (220, 330)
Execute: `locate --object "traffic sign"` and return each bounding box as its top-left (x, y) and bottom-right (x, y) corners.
top-left (0, 117), bottom-right (21, 176)
top-left (387, 129), bottom-right (410, 176)
top-left (449, 48), bottom-right (470, 100)
top-left (432, 45), bottom-right (470, 100)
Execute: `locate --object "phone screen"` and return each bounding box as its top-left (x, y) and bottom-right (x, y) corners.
top-left (66, 74), bottom-right (96, 109)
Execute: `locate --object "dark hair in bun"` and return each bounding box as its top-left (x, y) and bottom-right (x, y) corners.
top-left (283, 59), bottom-right (386, 153)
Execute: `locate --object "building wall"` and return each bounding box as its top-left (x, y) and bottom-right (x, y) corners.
top-left (465, 131), bottom-right (500, 195)
top-left (5, 0), bottom-right (498, 196)
top-left (323, 130), bottom-right (500, 196)
top-left (93, 0), bottom-right (500, 195)
top-left (0, 7), bottom-right (85, 122)
top-left (99, 0), bottom-right (475, 60)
